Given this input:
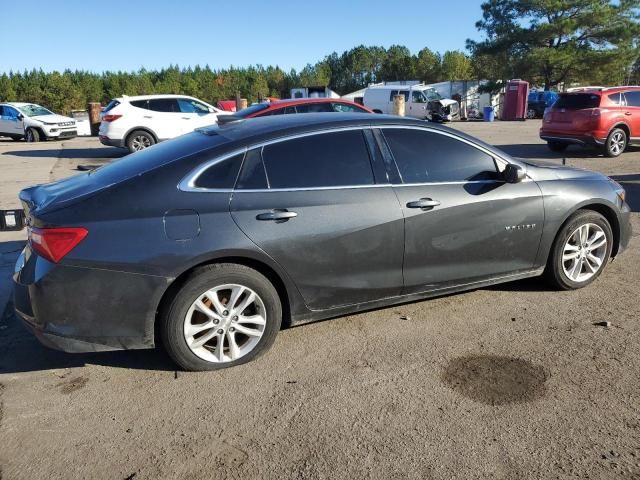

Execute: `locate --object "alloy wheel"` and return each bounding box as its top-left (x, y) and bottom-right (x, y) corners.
top-left (184, 284), bottom-right (267, 363)
top-left (609, 132), bottom-right (626, 156)
top-left (26, 130), bottom-right (33, 142)
top-left (131, 135), bottom-right (151, 151)
top-left (562, 223), bottom-right (608, 283)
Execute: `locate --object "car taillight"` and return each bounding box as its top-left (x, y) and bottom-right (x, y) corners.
top-left (102, 114), bottom-right (122, 122)
top-left (29, 227), bottom-right (88, 263)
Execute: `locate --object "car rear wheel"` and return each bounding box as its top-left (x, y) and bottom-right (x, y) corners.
top-left (547, 140), bottom-right (568, 152)
top-left (126, 130), bottom-right (155, 153)
top-left (161, 263), bottom-right (282, 371)
top-left (25, 128), bottom-right (40, 142)
top-left (604, 128), bottom-right (627, 158)
top-left (526, 108), bottom-right (537, 119)
top-left (546, 210), bottom-right (612, 290)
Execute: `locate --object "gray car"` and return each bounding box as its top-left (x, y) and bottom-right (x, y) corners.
top-left (13, 114), bottom-right (632, 371)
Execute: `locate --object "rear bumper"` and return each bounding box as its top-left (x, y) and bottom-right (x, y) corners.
top-left (99, 135), bottom-right (124, 148)
top-left (13, 246), bottom-right (167, 353)
top-left (540, 133), bottom-right (604, 146)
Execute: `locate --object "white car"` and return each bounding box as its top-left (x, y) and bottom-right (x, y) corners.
top-left (0, 102), bottom-right (77, 142)
top-left (99, 94), bottom-right (230, 153)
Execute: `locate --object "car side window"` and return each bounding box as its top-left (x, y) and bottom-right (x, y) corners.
top-left (411, 91), bottom-right (426, 103)
top-left (130, 100), bottom-right (150, 110)
top-left (193, 153), bottom-right (243, 189)
top-left (236, 148), bottom-right (268, 189)
top-left (0, 106), bottom-right (5, 117)
top-left (3, 106), bottom-right (19, 119)
top-left (624, 91), bottom-right (640, 107)
top-left (148, 98), bottom-right (180, 113)
top-left (382, 128), bottom-right (499, 184)
top-left (261, 130), bottom-right (375, 189)
top-left (294, 103), bottom-right (333, 113)
top-left (608, 93), bottom-right (624, 105)
top-left (178, 99), bottom-right (210, 114)
top-left (332, 103), bottom-right (364, 112)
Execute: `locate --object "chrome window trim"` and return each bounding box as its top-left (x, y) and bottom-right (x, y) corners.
top-left (178, 124), bottom-right (518, 193)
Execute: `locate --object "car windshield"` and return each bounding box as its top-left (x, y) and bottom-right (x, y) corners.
top-left (234, 103), bottom-right (271, 118)
top-left (553, 94), bottom-right (600, 109)
top-left (17, 104), bottom-right (53, 117)
top-left (423, 89), bottom-right (442, 101)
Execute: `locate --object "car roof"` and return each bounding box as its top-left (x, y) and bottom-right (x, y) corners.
top-left (1, 102), bottom-right (36, 107)
top-left (197, 112), bottom-right (509, 159)
top-left (563, 86), bottom-right (640, 94)
top-left (117, 94), bottom-right (199, 102)
top-left (268, 98), bottom-right (359, 107)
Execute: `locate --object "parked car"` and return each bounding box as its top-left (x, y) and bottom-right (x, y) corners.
top-left (540, 86), bottom-right (640, 157)
top-left (14, 113), bottom-right (631, 371)
top-left (527, 90), bottom-right (559, 118)
top-left (98, 94), bottom-right (230, 153)
top-left (0, 102), bottom-right (77, 142)
top-left (363, 84), bottom-right (460, 121)
top-left (232, 98), bottom-right (372, 118)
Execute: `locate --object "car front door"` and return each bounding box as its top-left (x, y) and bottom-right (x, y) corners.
top-left (230, 128), bottom-right (405, 310)
top-left (378, 126), bottom-right (544, 293)
top-left (408, 90), bottom-right (428, 119)
top-left (622, 91), bottom-right (640, 139)
top-left (0, 106), bottom-right (24, 136)
top-left (177, 98), bottom-right (218, 132)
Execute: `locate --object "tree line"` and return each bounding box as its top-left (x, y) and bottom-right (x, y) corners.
top-left (1, 0), bottom-right (638, 114)
top-left (0, 47), bottom-right (474, 115)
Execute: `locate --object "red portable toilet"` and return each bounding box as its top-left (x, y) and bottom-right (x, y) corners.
top-left (502, 79), bottom-right (529, 120)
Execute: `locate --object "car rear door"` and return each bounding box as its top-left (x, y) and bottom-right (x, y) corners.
top-left (378, 126), bottom-right (544, 293)
top-left (622, 91), bottom-right (640, 139)
top-left (146, 98), bottom-right (182, 140)
top-left (230, 128), bottom-right (405, 310)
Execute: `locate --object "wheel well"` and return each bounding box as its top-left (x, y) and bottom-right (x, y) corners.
top-left (154, 257), bottom-right (292, 342)
top-left (577, 204), bottom-right (621, 257)
top-left (126, 127), bottom-right (158, 144)
top-left (610, 123), bottom-right (630, 139)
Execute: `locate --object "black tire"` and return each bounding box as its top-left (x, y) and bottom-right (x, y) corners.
top-left (160, 263), bottom-right (282, 371)
top-left (126, 130), bottom-right (155, 153)
top-left (545, 210), bottom-right (613, 290)
top-left (547, 140), bottom-right (568, 152)
top-left (603, 127), bottom-right (627, 158)
top-left (25, 128), bottom-right (40, 142)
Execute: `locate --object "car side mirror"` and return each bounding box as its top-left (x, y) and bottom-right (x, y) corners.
top-left (16, 113), bottom-right (24, 121)
top-left (503, 164), bottom-right (526, 183)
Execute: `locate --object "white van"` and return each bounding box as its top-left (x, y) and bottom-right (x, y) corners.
top-left (363, 84), bottom-right (460, 121)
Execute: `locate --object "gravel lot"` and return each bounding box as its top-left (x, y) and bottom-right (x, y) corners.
top-left (0, 121), bottom-right (638, 479)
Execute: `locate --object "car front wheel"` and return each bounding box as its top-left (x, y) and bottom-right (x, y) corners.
top-left (25, 128), bottom-right (40, 142)
top-left (546, 210), bottom-right (612, 290)
top-left (604, 128), bottom-right (627, 158)
top-left (161, 263), bottom-right (282, 371)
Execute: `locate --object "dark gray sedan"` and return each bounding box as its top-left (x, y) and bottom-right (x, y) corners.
top-left (13, 114), bottom-right (632, 371)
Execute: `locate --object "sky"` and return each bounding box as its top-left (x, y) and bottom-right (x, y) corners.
top-left (0, 0), bottom-right (485, 74)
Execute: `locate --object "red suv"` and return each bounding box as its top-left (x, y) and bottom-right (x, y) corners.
top-left (540, 86), bottom-right (640, 157)
top-left (233, 98), bottom-right (372, 118)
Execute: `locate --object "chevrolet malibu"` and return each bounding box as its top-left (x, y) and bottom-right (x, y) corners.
top-left (14, 114), bottom-right (632, 371)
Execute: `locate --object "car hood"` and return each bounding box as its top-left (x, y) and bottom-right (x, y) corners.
top-left (439, 98), bottom-right (458, 107)
top-left (522, 159), bottom-right (609, 182)
top-left (30, 114), bottom-right (75, 124)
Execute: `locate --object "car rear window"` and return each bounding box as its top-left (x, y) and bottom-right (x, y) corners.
top-left (103, 99), bottom-right (120, 112)
top-left (554, 94), bottom-right (600, 109)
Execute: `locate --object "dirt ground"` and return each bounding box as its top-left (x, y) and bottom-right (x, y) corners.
top-left (0, 121), bottom-right (638, 479)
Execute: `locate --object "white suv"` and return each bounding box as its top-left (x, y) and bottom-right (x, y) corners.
top-left (0, 102), bottom-right (77, 142)
top-left (99, 94), bottom-right (230, 153)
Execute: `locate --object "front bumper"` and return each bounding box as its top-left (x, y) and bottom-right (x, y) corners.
top-left (13, 246), bottom-right (165, 353)
top-left (44, 127), bottom-right (77, 139)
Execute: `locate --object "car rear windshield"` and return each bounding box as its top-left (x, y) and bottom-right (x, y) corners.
top-left (234, 103), bottom-right (270, 118)
top-left (103, 99), bottom-right (120, 113)
top-left (553, 94), bottom-right (600, 109)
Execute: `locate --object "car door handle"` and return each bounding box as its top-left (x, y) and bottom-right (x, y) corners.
top-left (181, 117), bottom-right (191, 120)
top-left (143, 115), bottom-right (153, 119)
top-left (406, 198), bottom-right (441, 210)
top-left (256, 209), bottom-right (298, 221)
top-left (625, 112), bottom-right (632, 116)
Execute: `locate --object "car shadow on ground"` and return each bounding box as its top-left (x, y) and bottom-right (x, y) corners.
top-left (2, 147), bottom-right (125, 160)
